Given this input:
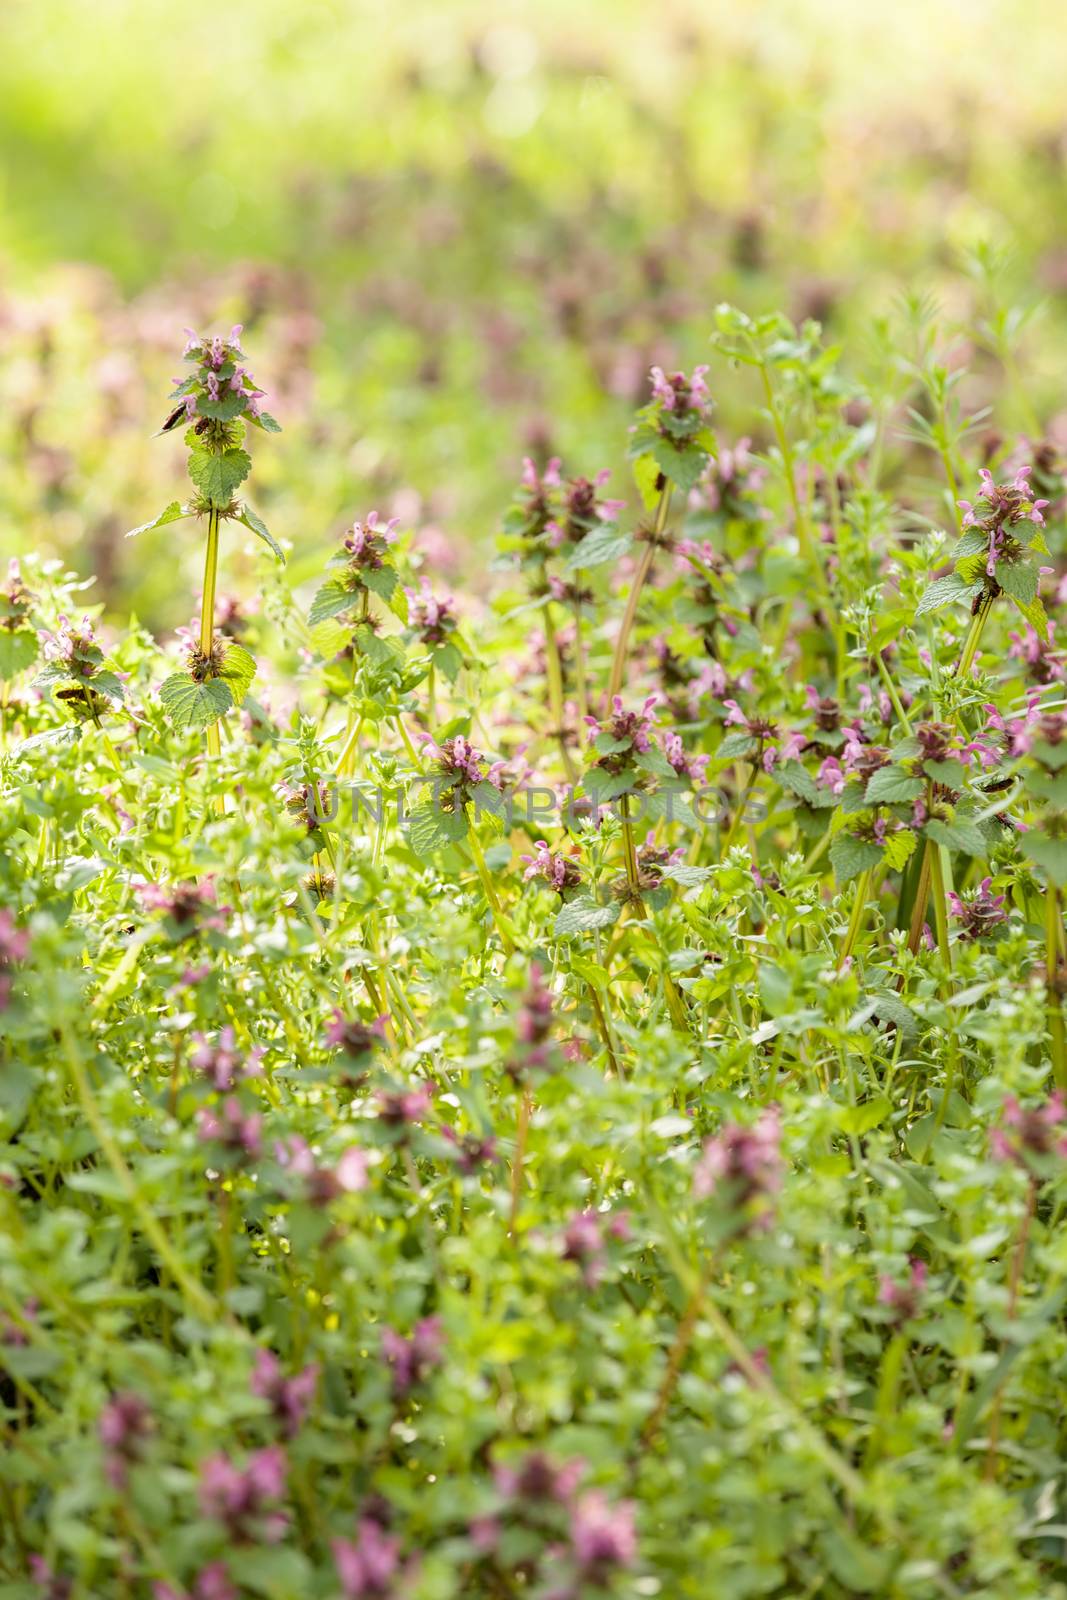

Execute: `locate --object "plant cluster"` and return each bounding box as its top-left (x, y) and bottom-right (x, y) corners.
top-left (4, 299), bottom-right (1067, 1600)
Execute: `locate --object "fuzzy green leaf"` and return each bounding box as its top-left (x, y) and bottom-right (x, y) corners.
top-left (158, 673), bottom-right (233, 729)
top-left (188, 448), bottom-right (251, 505)
top-left (237, 505), bottom-right (285, 564)
top-left (125, 501), bottom-right (190, 540)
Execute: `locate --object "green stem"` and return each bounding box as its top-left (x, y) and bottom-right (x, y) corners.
top-left (608, 488), bottom-right (670, 702)
top-left (838, 869), bottom-right (872, 969)
top-left (874, 651), bottom-right (912, 734)
top-left (757, 360), bottom-right (830, 611)
top-left (56, 1012), bottom-right (216, 1321)
top-left (1046, 885), bottom-right (1067, 1093)
top-left (541, 600), bottom-right (576, 782)
top-left (466, 814), bottom-right (515, 958)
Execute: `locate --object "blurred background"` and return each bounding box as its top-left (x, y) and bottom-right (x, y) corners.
top-left (2, 0), bottom-right (1067, 629)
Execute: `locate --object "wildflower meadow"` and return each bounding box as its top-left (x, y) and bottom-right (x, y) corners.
top-left (4, 3), bottom-right (1067, 1597)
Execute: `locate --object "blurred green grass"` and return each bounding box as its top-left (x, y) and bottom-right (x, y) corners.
top-left (2, 0), bottom-right (1067, 628)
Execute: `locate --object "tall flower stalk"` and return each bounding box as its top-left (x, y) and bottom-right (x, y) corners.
top-left (127, 325), bottom-right (283, 792)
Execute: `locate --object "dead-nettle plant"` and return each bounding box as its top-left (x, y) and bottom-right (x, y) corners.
top-left (126, 326), bottom-right (283, 758)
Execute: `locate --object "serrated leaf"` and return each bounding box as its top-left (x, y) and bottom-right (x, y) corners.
top-left (830, 835), bottom-right (883, 884)
top-left (407, 802), bottom-right (468, 858)
top-left (188, 448), bottom-right (251, 505)
top-left (995, 560), bottom-right (1037, 609)
top-left (882, 827), bottom-right (917, 871)
top-left (0, 628), bottom-right (37, 679)
top-left (776, 759), bottom-right (819, 805)
top-left (252, 410), bottom-right (282, 433)
top-left (631, 452), bottom-right (662, 510)
top-left (218, 642), bottom-right (257, 706)
top-left (433, 641), bottom-right (464, 683)
top-left (124, 501), bottom-right (190, 540)
top-left (916, 573), bottom-right (982, 616)
top-left (717, 731), bottom-right (758, 761)
top-left (1022, 830), bottom-right (1067, 887)
top-left (237, 505), bottom-right (285, 564)
top-left (363, 565), bottom-right (398, 601)
top-left (309, 580), bottom-right (361, 627)
top-left (91, 670), bottom-right (125, 703)
top-left (564, 524), bottom-right (633, 572)
top-left (553, 897), bottom-right (619, 936)
top-left (650, 434), bottom-right (709, 492)
top-left (158, 673), bottom-right (233, 729)
top-left (925, 817), bottom-right (985, 856)
top-left (864, 766), bottom-right (923, 804)
top-left (197, 389), bottom-right (247, 422)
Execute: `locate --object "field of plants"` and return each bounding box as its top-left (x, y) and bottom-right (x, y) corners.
top-left (4, 2), bottom-right (1067, 1597)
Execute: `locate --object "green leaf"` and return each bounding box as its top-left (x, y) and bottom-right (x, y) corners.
top-left (363, 565), bottom-right (398, 601)
top-left (631, 452), bottom-right (662, 510)
top-left (1022, 830), bottom-right (1067, 887)
top-left (124, 500), bottom-right (189, 540)
top-left (776, 759), bottom-right (819, 805)
top-left (650, 434), bottom-right (709, 493)
top-left (188, 447), bottom-right (251, 505)
top-left (830, 835), bottom-right (883, 884)
top-left (237, 505), bottom-right (285, 564)
top-left (407, 802), bottom-right (468, 857)
top-left (433, 641), bottom-right (464, 683)
top-left (925, 817), bottom-right (985, 856)
top-left (197, 389), bottom-right (247, 422)
top-left (995, 559), bottom-right (1037, 609)
top-left (916, 573), bottom-right (982, 616)
top-left (864, 766), bottom-right (923, 804)
top-left (218, 642), bottom-right (257, 706)
top-left (554, 897), bottom-right (620, 936)
top-left (309, 579), bottom-right (361, 627)
top-left (91, 670), bottom-right (125, 702)
top-left (158, 673), bottom-right (233, 729)
top-left (835, 1094), bottom-right (891, 1136)
top-left (564, 524), bottom-right (633, 572)
top-left (252, 410), bottom-right (282, 433)
top-left (0, 628), bottom-right (37, 679)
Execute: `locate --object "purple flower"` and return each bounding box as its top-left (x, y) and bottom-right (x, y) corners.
top-left (198, 1445), bottom-right (288, 1542)
top-left (333, 1517), bottom-right (410, 1598)
top-left (946, 878), bottom-right (1008, 941)
top-left (190, 1026), bottom-right (262, 1091)
top-left (154, 1565), bottom-right (237, 1600)
top-left (693, 1107), bottom-right (783, 1221)
top-left (0, 909), bottom-right (29, 1011)
top-left (405, 577), bottom-right (456, 645)
top-left (344, 511), bottom-right (399, 570)
top-left (493, 1451), bottom-right (585, 1504)
top-left (376, 1083), bottom-right (435, 1128)
top-left (584, 695), bottom-right (660, 774)
top-left (878, 1259), bottom-right (928, 1325)
top-left (325, 1009), bottom-right (386, 1061)
top-left (441, 1125), bottom-right (499, 1173)
top-left (250, 1349), bottom-right (319, 1436)
top-left (649, 363), bottom-right (711, 416)
top-left (957, 464), bottom-right (1049, 577)
top-left (511, 963), bottom-right (555, 1078)
top-left (570, 1490), bottom-right (638, 1581)
top-left (29, 1558), bottom-right (72, 1600)
top-left (99, 1390), bottom-right (152, 1486)
top-left (561, 1208), bottom-right (630, 1287)
top-left (662, 730), bottom-right (709, 784)
top-left (990, 1094), bottom-right (1067, 1167)
top-left (166, 326), bottom-right (270, 432)
top-left (197, 1096), bottom-right (262, 1161)
top-left (520, 839), bottom-right (582, 893)
top-left (274, 1135), bottom-right (368, 1203)
top-left (381, 1316), bottom-right (444, 1397)
top-left (137, 878), bottom-right (227, 936)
